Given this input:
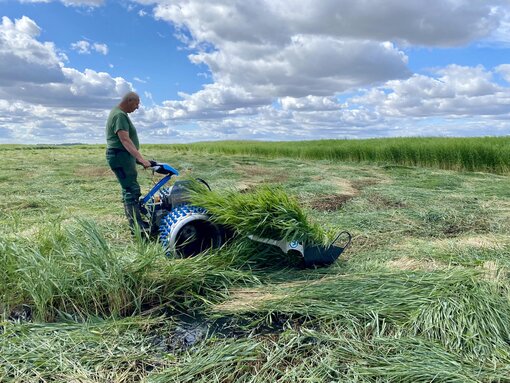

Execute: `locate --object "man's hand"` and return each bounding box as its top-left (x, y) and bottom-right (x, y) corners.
top-left (139, 158), bottom-right (152, 168)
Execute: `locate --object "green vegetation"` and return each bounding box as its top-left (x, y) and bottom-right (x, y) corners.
top-left (168, 136), bottom-right (510, 174)
top-left (1, 140), bottom-right (510, 382)
top-left (1, 219), bottom-right (255, 322)
top-left (1, 317), bottom-right (173, 381)
top-left (189, 183), bottom-right (335, 245)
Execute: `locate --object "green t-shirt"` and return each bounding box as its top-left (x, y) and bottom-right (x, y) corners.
top-left (105, 107), bottom-right (140, 150)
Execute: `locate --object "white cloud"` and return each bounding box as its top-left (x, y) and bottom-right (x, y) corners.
top-left (144, 91), bottom-right (154, 104)
top-left (189, 37), bottom-right (410, 99)
top-left (150, 0), bottom-right (500, 47)
top-left (71, 40), bottom-right (91, 54)
top-left (133, 62), bottom-right (510, 142)
top-left (280, 96), bottom-right (339, 111)
top-left (93, 42), bottom-right (108, 55)
top-left (496, 64), bottom-right (510, 82)
top-left (154, 83), bottom-right (270, 120)
top-left (489, 5), bottom-right (510, 44)
top-left (352, 65), bottom-right (510, 117)
top-left (124, 0), bottom-right (509, 141)
top-left (0, 15), bottom-right (135, 143)
top-left (148, 0), bottom-right (416, 106)
top-left (0, 16), bottom-right (65, 85)
top-left (0, 16), bottom-right (130, 105)
top-left (137, 0), bottom-right (508, 121)
top-left (71, 40), bottom-right (108, 55)
top-left (0, 98), bottom-right (110, 144)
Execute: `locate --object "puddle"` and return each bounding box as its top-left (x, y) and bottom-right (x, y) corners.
top-left (152, 311), bottom-right (299, 352)
top-left (7, 304), bottom-right (32, 322)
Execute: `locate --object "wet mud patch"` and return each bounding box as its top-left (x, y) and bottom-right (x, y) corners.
top-left (154, 320), bottom-right (209, 352)
top-left (8, 304), bottom-right (33, 322)
top-left (151, 311), bottom-right (301, 353)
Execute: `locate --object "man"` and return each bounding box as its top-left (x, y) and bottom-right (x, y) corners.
top-left (105, 91), bottom-right (152, 233)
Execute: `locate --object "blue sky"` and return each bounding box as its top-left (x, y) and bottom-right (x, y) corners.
top-left (2, 1), bottom-right (209, 102)
top-left (0, 0), bottom-right (509, 144)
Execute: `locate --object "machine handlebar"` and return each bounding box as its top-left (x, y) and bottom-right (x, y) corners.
top-left (149, 161), bottom-right (180, 176)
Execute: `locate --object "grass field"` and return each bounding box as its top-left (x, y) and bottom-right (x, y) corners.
top-left (170, 136), bottom-right (510, 174)
top-left (1, 140), bottom-right (510, 382)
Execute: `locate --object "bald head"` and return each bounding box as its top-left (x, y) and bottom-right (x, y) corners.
top-left (121, 92), bottom-right (139, 103)
top-left (119, 92), bottom-right (140, 113)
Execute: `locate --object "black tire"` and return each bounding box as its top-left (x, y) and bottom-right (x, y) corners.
top-left (159, 204), bottom-right (225, 257)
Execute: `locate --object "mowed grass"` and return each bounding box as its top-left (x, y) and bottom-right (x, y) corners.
top-left (1, 141), bottom-right (510, 382)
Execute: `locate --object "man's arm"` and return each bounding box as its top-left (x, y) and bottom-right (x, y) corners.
top-left (117, 130), bottom-right (152, 168)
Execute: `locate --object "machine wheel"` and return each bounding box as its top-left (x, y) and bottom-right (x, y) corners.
top-left (159, 204), bottom-right (225, 257)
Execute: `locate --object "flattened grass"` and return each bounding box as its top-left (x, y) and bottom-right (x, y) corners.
top-left (215, 269), bottom-right (510, 356)
top-left (1, 317), bottom-right (171, 382)
top-left (149, 324), bottom-right (510, 383)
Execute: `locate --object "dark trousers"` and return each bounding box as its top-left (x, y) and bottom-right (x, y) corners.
top-left (106, 148), bottom-right (141, 205)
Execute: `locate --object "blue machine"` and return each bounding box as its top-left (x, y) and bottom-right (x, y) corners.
top-left (140, 162), bottom-right (351, 267)
top-left (139, 161), bottom-right (226, 258)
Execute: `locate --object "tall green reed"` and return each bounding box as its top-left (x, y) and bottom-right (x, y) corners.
top-left (166, 136), bottom-right (510, 174)
top-left (1, 218), bottom-right (257, 321)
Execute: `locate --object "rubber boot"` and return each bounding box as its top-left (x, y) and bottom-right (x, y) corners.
top-left (124, 202), bottom-right (150, 235)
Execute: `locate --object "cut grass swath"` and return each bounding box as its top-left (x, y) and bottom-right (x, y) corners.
top-left (189, 182), bottom-right (335, 246)
top-left (215, 269), bottom-right (510, 357)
